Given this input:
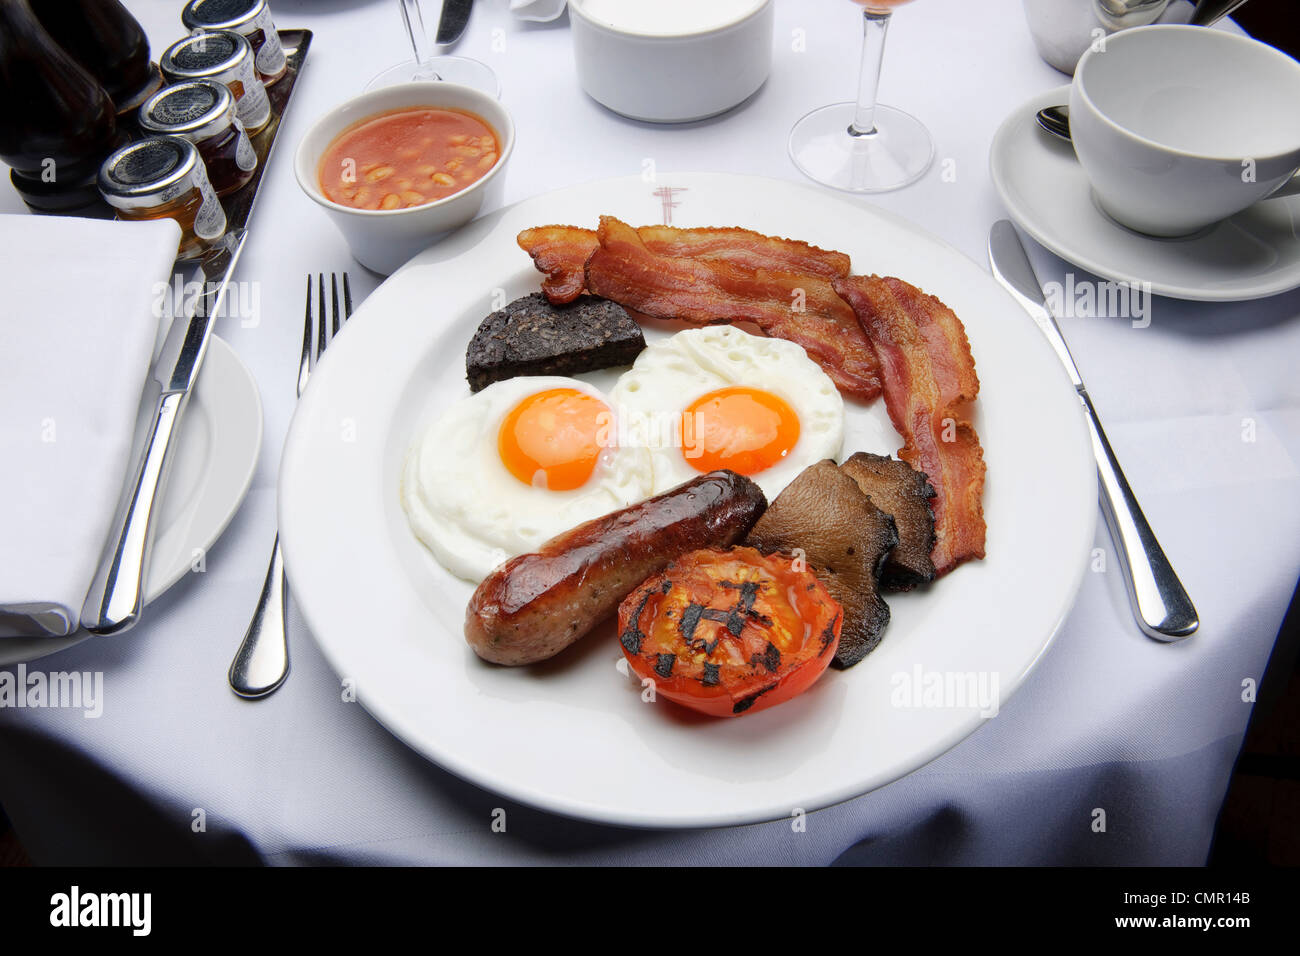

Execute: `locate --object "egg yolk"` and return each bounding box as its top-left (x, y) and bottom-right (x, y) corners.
top-left (498, 388), bottom-right (610, 490)
top-left (682, 387), bottom-right (800, 475)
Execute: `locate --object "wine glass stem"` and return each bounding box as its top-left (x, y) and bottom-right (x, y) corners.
top-left (400, 0), bottom-right (439, 79)
top-left (851, 10), bottom-right (891, 137)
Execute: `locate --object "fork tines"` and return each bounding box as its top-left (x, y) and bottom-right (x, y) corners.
top-left (300, 273), bottom-right (353, 396)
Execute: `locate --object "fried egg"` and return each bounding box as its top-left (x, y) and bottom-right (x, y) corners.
top-left (607, 326), bottom-right (843, 500)
top-left (402, 376), bottom-right (653, 582)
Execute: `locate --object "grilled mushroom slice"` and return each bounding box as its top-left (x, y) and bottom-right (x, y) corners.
top-left (840, 452), bottom-right (937, 591)
top-left (745, 460), bottom-right (898, 669)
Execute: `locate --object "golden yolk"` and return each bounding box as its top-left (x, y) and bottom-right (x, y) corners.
top-left (681, 386), bottom-right (800, 475)
top-left (498, 388), bottom-right (610, 490)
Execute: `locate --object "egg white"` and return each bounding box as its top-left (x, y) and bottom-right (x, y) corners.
top-left (401, 376), bottom-right (654, 582)
top-left (606, 326), bottom-right (844, 501)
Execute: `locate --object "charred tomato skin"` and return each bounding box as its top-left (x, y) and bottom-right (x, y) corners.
top-left (617, 547), bottom-right (842, 718)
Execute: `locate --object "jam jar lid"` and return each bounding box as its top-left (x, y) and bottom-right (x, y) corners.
top-left (160, 30), bottom-right (251, 81)
top-left (98, 137), bottom-right (205, 210)
top-left (138, 80), bottom-right (237, 143)
top-left (181, 0), bottom-right (269, 32)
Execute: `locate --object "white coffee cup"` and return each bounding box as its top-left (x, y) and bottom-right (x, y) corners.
top-left (1069, 25), bottom-right (1300, 237)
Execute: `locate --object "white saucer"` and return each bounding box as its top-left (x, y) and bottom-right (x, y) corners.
top-left (990, 86), bottom-right (1300, 302)
top-left (0, 336), bottom-right (262, 665)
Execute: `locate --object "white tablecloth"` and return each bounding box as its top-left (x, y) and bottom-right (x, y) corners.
top-left (1, 0), bottom-right (1296, 865)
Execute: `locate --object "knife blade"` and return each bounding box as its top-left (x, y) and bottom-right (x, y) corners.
top-left (987, 220), bottom-right (1198, 641)
top-left (80, 232), bottom-right (248, 635)
top-left (436, 0), bottom-right (474, 46)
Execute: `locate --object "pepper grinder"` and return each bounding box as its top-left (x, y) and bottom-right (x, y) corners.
top-left (0, 0), bottom-right (127, 212)
top-left (31, 0), bottom-right (163, 135)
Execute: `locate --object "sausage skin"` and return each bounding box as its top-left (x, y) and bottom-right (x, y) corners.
top-left (465, 470), bottom-right (767, 665)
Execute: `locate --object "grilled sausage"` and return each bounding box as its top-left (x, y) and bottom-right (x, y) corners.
top-left (465, 470), bottom-right (767, 665)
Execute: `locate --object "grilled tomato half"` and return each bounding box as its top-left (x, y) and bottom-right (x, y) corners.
top-left (617, 546), bottom-right (842, 718)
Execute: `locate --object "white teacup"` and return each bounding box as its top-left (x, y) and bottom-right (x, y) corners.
top-left (1069, 25), bottom-right (1300, 237)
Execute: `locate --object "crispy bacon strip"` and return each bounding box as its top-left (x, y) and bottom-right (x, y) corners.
top-left (635, 225), bottom-right (850, 279)
top-left (585, 216), bottom-right (882, 401)
top-left (517, 224), bottom-right (852, 306)
top-left (516, 225), bottom-right (596, 304)
top-left (833, 275), bottom-right (986, 576)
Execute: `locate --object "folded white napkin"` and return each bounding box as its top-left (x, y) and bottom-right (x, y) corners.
top-left (510, 0), bottom-right (567, 22)
top-left (0, 215), bottom-right (182, 637)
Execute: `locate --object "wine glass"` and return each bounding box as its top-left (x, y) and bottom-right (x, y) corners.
top-left (788, 0), bottom-right (933, 193)
top-left (365, 0), bottom-right (499, 96)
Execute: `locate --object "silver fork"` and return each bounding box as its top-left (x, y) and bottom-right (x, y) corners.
top-left (229, 273), bottom-right (353, 698)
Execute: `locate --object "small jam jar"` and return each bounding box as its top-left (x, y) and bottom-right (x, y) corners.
top-left (98, 137), bottom-right (227, 260)
top-left (138, 80), bottom-right (256, 196)
top-left (160, 31), bottom-right (270, 135)
top-left (181, 0), bottom-right (286, 87)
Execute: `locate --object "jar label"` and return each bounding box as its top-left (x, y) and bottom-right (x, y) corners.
top-left (152, 179), bottom-right (191, 206)
top-left (251, 9), bottom-right (286, 76)
top-left (234, 119), bottom-right (257, 171)
top-left (231, 57), bottom-right (271, 131)
top-left (194, 172), bottom-right (227, 240)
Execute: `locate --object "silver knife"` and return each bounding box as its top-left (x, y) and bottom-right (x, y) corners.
top-left (987, 220), bottom-right (1198, 641)
top-left (436, 0), bottom-right (474, 46)
top-left (78, 34), bottom-right (307, 636)
top-left (80, 232), bottom-right (248, 635)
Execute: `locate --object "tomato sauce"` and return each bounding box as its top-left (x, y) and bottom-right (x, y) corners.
top-left (318, 107), bottom-right (499, 211)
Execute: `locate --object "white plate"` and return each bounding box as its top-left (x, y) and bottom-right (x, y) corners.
top-left (990, 86), bottom-right (1300, 302)
top-left (0, 336), bottom-right (263, 665)
top-left (279, 173), bottom-right (1096, 828)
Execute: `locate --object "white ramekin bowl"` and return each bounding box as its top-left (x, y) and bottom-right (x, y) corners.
top-left (295, 82), bottom-right (514, 274)
top-left (569, 0), bottom-right (774, 124)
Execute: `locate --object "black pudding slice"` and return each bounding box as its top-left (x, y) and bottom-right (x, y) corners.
top-left (465, 293), bottom-right (646, 392)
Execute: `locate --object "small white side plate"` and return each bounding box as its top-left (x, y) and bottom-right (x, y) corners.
top-left (991, 86), bottom-right (1300, 302)
top-left (0, 336), bottom-right (263, 665)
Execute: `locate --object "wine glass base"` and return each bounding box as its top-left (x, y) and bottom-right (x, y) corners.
top-left (789, 102), bottom-right (935, 193)
top-left (364, 57), bottom-right (501, 98)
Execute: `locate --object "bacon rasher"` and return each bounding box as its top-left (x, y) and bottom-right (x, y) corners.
top-left (584, 216), bottom-right (882, 401)
top-left (634, 225), bottom-right (851, 279)
top-left (516, 225), bottom-right (596, 304)
top-left (833, 275), bottom-right (986, 576)
top-left (516, 224), bottom-right (853, 306)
